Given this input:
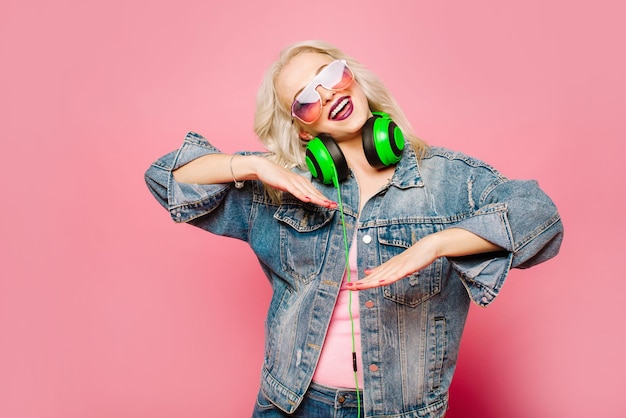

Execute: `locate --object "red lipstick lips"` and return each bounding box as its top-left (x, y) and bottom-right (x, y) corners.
top-left (329, 96), bottom-right (353, 121)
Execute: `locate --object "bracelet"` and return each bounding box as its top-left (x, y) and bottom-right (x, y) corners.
top-left (229, 154), bottom-right (245, 189)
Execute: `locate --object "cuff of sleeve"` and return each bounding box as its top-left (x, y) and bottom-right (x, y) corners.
top-left (172, 132), bottom-right (222, 169)
top-left (168, 182), bottom-right (230, 223)
top-left (453, 204), bottom-right (514, 252)
top-left (449, 252), bottom-right (513, 307)
top-left (166, 132), bottom-right (230, 223)
top-left (448, 205), bottom-right (515, 306)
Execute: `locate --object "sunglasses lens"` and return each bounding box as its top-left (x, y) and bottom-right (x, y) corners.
top-left (323, 61), bottom-right (353, 90)
top-left (292, 60), bottom-right (354, 123)
top-left (292, 99), bottom-right (321, 124)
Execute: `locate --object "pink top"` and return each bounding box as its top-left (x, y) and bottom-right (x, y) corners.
top-left (312, 235), bottom-right (364, 389)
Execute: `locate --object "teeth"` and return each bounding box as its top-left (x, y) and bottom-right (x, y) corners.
top-left (331, 98), bottom-right (349, 119)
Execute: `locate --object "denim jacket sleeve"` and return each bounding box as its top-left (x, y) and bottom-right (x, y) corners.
top-left (429, 152), bottom-right (564, 307)
top-left (144, 132), bottom-right (257, 241)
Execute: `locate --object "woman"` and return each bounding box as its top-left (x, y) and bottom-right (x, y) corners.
top-left (145, 40), bottom-right (563, 417)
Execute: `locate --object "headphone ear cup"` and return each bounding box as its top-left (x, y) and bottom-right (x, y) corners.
top-left (305, 134), bottom-right (349, 184)
top-left (362, 112), bottom-right (405, 169)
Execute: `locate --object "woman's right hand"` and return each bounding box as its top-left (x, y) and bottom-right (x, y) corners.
top-left (250, 156), bottom-right (337, 208)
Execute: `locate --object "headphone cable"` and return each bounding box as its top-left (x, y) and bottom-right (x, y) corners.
top-left (332, 173), bottom-right (362, 417)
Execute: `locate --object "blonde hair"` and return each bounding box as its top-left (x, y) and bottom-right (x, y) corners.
top-left (253, 40), bottom-right (427, 202)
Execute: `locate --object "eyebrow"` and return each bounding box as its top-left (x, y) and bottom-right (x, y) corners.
top-left (292, 63), bottom-right (330, 102)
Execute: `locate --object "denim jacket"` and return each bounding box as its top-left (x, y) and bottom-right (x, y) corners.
top-left (145, 132), bottom-right (563, 417)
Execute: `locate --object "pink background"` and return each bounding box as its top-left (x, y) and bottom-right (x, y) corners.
top-left (1, 0), bottom-right (624, 417)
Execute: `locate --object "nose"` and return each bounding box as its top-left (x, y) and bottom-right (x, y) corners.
top-left (316, 85), bottom-right (335, 104)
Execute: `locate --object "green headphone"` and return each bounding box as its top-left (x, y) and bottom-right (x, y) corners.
top-left (305, 112), bottom-right (405, 184)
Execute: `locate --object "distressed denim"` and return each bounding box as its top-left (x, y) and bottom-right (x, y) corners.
top-left (145, 132), bottom-right (563, 417)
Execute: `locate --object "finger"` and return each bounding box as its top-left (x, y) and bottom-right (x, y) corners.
top-left (347, 269), bottom-right (390, 290)
top-left (347, 278), bottom-right (390, 290)
top-left (348, 261), bottom-right (411, 290)
top-left (288, 179), bottom-right (337, 208)
top-left (292, 186), bottom-right (336, 208)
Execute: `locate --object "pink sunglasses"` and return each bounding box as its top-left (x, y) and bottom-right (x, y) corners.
top-left (291, 60), bottom-right (355, 124)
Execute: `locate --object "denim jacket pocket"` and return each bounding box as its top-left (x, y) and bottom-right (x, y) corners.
top-left (274, 201), bottom-right (335, 284)
top-left (378, 223), bottom-right (443, 307)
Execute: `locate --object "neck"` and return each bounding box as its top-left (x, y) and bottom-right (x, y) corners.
top-left (341, 137), bottom-right (395, 211)
top-left (337, 135), bottom-right (374, 173)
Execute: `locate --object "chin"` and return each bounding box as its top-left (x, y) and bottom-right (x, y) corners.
top-left (353, 111), bottom-right (372, 131)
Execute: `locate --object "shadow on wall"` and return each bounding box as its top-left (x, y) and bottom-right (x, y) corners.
top-left (447, 371), bottom-right (498, 418)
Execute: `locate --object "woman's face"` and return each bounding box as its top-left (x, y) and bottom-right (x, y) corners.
top-left (276, 52), bottom-right (371, 142)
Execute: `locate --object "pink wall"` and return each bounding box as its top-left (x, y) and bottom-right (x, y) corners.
top-left (1, 0), bottom-right (624, 417)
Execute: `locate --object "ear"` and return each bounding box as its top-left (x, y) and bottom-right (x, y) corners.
top-left (299, 131), bottom-right (314, 141)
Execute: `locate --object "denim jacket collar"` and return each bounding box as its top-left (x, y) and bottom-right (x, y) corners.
top-left (389, 142), bottom-right (425, 189)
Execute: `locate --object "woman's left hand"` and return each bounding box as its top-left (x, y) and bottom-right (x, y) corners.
top-left (346, 233), bottom-right (439, 290)
top-left (346, 228), bottom-right (503, 291)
